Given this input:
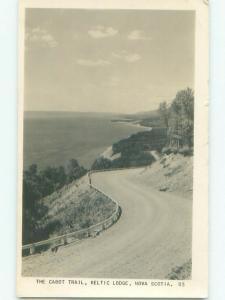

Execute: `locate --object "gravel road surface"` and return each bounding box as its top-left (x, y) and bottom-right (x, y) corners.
top-left (22, 168), bottom-right (192, 278)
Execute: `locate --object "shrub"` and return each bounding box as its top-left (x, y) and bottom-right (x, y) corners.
top-left (23, 159), bottom-right (87, 245)
top-left (178, 146), bottom-right (193, 156)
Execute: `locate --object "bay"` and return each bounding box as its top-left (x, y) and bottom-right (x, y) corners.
top-left (23, 112), bottom-right (145, 170)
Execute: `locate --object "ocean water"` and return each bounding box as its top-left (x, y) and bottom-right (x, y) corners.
top-left (23, 112), bottom-right (145, 170)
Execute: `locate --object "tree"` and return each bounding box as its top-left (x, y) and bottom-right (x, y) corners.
top-left (22, 159), bottom-right (87, 244)
top-left (181, 87), bottom-right (194, 123)
top-left (158, 87), bottom-right (194, 149)
top-left (170, 87), bottom-right (194, 146)
top-left (65, 159), bottom-right (86, 182)
top-left (158, 101), bottom-right (169, 128)
top-left (22, 165), bottom-right (48, 244)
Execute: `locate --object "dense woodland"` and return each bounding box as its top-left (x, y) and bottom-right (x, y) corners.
top-left (92, 128), bottom-right (167, 170)
top-left (158, 87), bottom-right (194, 150)
top-left (22, 159), bottom-right (86, 244)
top-left (92, 87), bottom-right (194, 170)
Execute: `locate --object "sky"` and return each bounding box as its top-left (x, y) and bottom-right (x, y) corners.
top-left (24, 9), bottom-right (195, 114)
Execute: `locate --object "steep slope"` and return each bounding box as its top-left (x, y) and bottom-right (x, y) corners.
top-left (23, 159), bottom-right (192, 279)
top-left (133, 153), bottom-right (193, 199)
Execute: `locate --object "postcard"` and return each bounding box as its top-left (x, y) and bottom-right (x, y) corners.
top-left (17, 0), bottom-right (208, 297)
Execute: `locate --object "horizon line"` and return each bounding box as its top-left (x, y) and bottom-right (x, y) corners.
top-left (24, 109), bottom-right (157, 115)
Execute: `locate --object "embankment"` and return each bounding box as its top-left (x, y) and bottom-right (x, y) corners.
top-left (22, 174), bottom-right (120, 256)
top-left (92, 128), bottom-right (167, 170)
top-left (22, 163), bottom-right (192, 278)
top-left (131, 153), bottom-right (193, 199)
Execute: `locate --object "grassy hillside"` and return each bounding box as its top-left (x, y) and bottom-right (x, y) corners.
top-left (131, 153), bottom-right (193, 199)
top-left (39, 176), bottom-right (116, 239)
top-left (22, 159), bottom-right (87, 245)
top-left (22, 159), bottom-right (117, 245)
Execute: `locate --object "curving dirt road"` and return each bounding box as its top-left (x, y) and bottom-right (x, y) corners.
top-left (22, 168), bottom-right (192, 278)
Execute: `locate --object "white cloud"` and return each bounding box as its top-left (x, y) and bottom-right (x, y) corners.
top-left (26, 27), bottom-right (57, 48)
top-left (128, 30), bottom-right (151, 40)
top-left (112, 51), bottom-right (141, 63)
top-left (76, 59), bottom-right (111, 67)
top-left (88, 26), bottom-right (118, 39)
top-left (104, 76), bottom-right (120, 87)
top-left (125, 53), bottom-right (142, 62)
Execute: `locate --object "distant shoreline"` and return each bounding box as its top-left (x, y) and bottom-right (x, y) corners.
top-left (23, 114), bottom-right (145, 170)
top-left (111, 119), bottom-right (152, 131)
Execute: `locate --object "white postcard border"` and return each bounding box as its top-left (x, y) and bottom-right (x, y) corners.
top-left (17, 0), bottom-right (208, 298)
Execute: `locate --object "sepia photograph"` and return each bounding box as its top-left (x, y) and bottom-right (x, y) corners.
top-left (17, 0), bottom-right (208, 298)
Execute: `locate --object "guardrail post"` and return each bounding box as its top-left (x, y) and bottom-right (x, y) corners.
top-left (29, 244), bottom-right (35, 255)
top-left (62, 237), bottom-right (67, 245)
top-left (23, 170), bottom-right (121, 256)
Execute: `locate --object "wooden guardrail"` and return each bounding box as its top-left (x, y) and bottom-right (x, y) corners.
top-left (22, 165), bottom-right (155, 256)
top-left (22, 171), bottom-right (121, 256)
top-left (89, 165), bottom-right (149, 174)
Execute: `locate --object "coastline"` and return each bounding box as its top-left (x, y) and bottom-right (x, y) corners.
top-left (23, 115), bottom-right (146, 170)
top-left (111, 120), bottom-right (152, 131)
